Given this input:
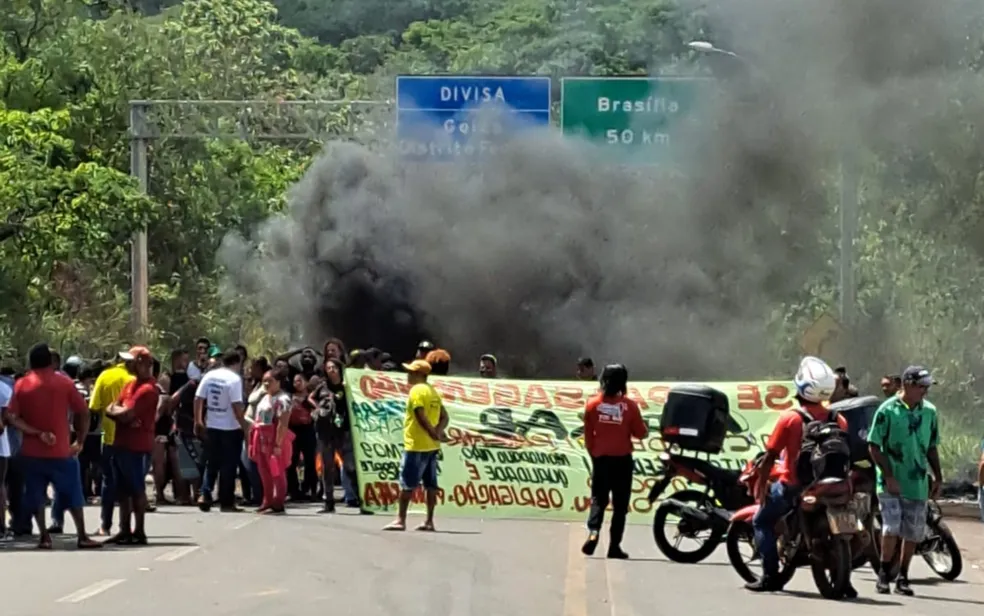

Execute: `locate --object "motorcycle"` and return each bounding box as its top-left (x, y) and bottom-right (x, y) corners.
top-left (725, 459), bottom-right (863, 599)
top-left (647, 433), bottom-right (757, 563)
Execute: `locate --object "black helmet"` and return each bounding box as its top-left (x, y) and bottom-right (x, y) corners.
top-left (600, 363), bottom-right (628, 395)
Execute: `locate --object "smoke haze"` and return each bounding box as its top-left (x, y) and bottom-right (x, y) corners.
top-left (220, 0), bottom-right (984, 379)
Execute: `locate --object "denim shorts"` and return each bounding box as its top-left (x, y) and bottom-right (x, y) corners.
top-left (879, 493), bottom-right (927, 542)
top-left (22, 456), bottom-right (84, 512)
top-left (399, 450), bottom-right (439, 491)
top-left (113, 449), bottom-right (151, 497)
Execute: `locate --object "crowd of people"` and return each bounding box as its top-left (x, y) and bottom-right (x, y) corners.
top-left (0, 334), bottom-right (601, 547)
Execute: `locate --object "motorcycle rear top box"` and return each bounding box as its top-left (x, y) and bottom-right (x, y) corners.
top-left (659, 384), bottom-right (730, 454)
top-left (828, 395), bottom-right (882, 464)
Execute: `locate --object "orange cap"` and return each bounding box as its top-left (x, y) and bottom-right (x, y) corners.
top-left (402, 359), bottom-right (432, 375)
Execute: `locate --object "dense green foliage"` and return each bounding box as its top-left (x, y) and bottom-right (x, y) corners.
top-left (1, 0), bottom-right (983, 475)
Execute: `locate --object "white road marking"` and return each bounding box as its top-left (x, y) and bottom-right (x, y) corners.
top-left (230, 517), bottom-right (260, 531)
top-left (450, 564), bottom-right (474, 616)
top-left (56, 579), bottom-right (126, 603)
top-left (155, 545), bottom-right (200, 562)
top-left (562, 524), bottom-right (587, 616)
top-left (605, 559), bottom-right (634, 616)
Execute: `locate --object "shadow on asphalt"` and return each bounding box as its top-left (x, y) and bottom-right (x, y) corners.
top-left (781, 589), bottom-right (903, 606)
top-left (432, 530), bottom-right (481, 535)
top-left (0, 536), bottom-right (197, 552)
top-left (910, 594), bottom-right (984, 606)
top-left (910, 577), bottom-right (967, 585)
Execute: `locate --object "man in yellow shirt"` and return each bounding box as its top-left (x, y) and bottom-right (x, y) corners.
top-left (89, 354), bottom-right (136, 535)
top-left (383, 360), bottom-right (447, 532)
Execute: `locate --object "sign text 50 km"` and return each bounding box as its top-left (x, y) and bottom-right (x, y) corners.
top-left (560, 77), bottom-right (707, 163)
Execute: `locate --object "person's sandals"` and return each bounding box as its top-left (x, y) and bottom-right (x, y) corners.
top-left (77, 537), bottom-right (103, 549)
top-left (382, 520), bottom-right (406, 531)
top-left (129, 532), bottom-right (148, 546)
top-left (37, 534), bottom-right (53, 550)
top-left (414, 522), bottom-right (436, 532)
top-left (107, 532), bottom-right (134, 545)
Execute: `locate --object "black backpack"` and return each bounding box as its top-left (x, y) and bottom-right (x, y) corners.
top-left (794, 407), bottom-right (852, 485)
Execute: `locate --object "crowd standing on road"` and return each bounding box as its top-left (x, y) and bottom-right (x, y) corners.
top-left (0, 336), bottom-right (976, 604)
top-left (0, 337), bottom-right (530, 545)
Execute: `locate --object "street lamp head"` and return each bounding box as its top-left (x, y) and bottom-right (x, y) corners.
top-left (687, 40), bottom-right (742, 60)
top-left (688, 41), bottom-right (716, 52)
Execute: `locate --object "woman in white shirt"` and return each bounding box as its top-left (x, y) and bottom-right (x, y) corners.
top-left (247, 368), bottom-right (293, 514)
top-left (0, 379), bottom-right (12, 540)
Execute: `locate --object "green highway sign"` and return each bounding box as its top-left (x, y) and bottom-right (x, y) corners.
top-left (560, 77), bottom-right (707, 163)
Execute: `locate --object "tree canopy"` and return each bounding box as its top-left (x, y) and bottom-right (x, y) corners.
top-left (1, 0), bottom-right (983, 476)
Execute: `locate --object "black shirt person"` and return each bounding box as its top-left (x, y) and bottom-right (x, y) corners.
top-left (310, 358), bottom-right (360, 513)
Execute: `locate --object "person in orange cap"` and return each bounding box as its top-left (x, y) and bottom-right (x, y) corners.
top-left (424, 349), bottom-right (451, 376)
top-left (105, 346), bottom-right (159, 545)
top-left (383, 360), bottom-right (448, 532)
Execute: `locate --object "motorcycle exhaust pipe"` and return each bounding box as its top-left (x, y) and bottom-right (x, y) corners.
top-left (661, 498), bottom-right (714, 531)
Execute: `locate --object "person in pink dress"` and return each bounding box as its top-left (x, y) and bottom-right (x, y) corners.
top-left (248, 368), bottom-right (293, 514)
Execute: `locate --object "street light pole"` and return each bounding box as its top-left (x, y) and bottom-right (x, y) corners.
top-left (687, 41), bottom-right (859, 327)
top-left (129, 102), bottom-right (150, 340)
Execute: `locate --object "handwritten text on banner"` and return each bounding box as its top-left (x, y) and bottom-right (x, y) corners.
top-left (345, 369), bottom-right (793, 523)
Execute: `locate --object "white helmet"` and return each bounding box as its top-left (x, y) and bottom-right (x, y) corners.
top-left (794, 356), bottom-right (836, 403)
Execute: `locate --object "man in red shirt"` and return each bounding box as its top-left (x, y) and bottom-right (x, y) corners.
top-left (581, 363), bottom-right (648, 559)
top-left (5, 343), bottom-right (101, 549)
top-left (746, 356), bottom-right (854, 596)
top-left (105, 346), bottom-right (159, 545)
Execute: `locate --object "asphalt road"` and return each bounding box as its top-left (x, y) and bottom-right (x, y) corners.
top-left (2, 505), bottom-right (983, 616)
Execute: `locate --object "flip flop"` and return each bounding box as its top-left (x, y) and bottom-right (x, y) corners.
top-left (414, 523), bottom-right (436, 532)
top-left (382, 521), bottom-right (406, 531)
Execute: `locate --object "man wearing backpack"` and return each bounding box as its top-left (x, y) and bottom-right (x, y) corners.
top-left (747, 356), bottom-right (856, 596)
top-left (867, 365), bottom-right (942, 596)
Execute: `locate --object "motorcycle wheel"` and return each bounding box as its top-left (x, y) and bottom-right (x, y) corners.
top-left (653, 490), bottom-right (721, 564)
top-left (810, 536), bottom-right (851, 600)
top-left (922, 521), bottom-right (963, 581)
top-left (725, 520), bottom-right (797, 585)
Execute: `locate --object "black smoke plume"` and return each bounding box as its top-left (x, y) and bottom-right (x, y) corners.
top-left (221, 0), bottom-right (984, 380)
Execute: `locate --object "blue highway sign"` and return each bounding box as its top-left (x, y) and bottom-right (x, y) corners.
top-left (395, 75), bottom-right (552, 162)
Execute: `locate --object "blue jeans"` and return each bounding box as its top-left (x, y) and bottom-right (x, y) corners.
top-left (100, 445), bottom-right (117, 532)
top-left (241, 444), bottom-right (262, 505)
top-left (202, 428), bottom-right (244, 508)
top-left (399, 450), bottom-right (439, 491)
top-left (342, 464), bottom-right (357, 503)
top-left (753, 481), bottom-right (799, 577)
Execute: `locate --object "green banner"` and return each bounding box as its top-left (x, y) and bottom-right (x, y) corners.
top-left (345, 369), bottom-right (793, 523)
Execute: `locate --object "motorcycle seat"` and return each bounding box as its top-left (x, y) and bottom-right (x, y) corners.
top-left (804, 477), bottom-right (851, 498)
